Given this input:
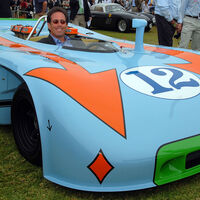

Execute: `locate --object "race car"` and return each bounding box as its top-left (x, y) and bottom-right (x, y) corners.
top-left (0, 16), bottom-right (200, 192)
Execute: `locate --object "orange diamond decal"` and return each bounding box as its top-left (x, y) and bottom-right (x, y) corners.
top-left (88, 150), bottom-right (114, 184)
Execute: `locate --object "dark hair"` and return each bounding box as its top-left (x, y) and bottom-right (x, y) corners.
top-left (47, 6), bottom-right (68, 23)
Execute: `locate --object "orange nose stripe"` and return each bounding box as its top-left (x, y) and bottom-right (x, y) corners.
top-left (0, 36), bottom-right (126, 138)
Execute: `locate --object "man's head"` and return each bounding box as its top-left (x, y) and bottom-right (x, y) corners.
top-left (47, 7), bottom-right (68, 42)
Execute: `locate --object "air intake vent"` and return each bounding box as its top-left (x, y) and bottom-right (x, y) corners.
top-left (186, 150), bottom-right (200, 169)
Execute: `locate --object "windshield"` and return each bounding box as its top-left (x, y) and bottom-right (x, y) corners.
top-left (105, 5), bottom-right (125, 12)
top-left (62, 36), bottom-right (119, 53)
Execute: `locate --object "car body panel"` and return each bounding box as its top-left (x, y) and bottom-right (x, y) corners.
top-left (154, 135), bottom-right (200, 186)
top-left (0, 18), bottom-right (200, 191)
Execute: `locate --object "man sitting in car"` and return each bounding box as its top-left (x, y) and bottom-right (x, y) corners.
top-left (38, 6), bottom-right (72, 47)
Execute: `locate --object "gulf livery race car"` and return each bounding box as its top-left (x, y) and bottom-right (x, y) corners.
top-left (0, 17), bottom-right (200, 192)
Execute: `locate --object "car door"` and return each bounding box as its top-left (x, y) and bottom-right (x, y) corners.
top-left (0, 66), bottom-right (9, 124)
top-left (0, 66), bottom-right (22, 124)
top-left (104, 5), bottom-right (123, 29)
top-left (91, 11), bottom-right (107, 27)
top-left (0, 67), bottom-right (7, 100)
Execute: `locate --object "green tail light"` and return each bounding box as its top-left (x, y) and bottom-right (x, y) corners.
top-left (154, 135), bottom-right (200, 185)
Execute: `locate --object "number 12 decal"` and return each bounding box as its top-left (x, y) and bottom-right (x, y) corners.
top-left (121, 66), bottom-right (200, 99)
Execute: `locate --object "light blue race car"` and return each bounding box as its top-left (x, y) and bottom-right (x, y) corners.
top-left (1, 17), bottom-right (200, 192)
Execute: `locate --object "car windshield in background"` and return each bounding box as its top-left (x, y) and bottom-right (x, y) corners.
top-left (62, 36), bottom-right (119, 53)
top-left (105, 5), bottom-right (125, 12)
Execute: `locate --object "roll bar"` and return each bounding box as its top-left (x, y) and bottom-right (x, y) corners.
top-left (26, 15), bottom-right (47, 40)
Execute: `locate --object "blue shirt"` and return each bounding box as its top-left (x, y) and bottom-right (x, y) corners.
top-left (179, 0), bottom-right (200, 23)
top-left (154, 0), bottom-right (182, 23)
top-left (50, 34), bottom-right (72, 47)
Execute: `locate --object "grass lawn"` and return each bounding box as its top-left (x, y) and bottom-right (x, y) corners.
top-left (93, 26), bottom-right (181, 47)
top-left (1, 126), bottom-right (200, 200)
top-left (0, 27), bottom-right (195, 200)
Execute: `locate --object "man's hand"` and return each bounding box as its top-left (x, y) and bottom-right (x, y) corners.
top-left (171, 20), bottom-right (182, 32)
top-left (176, 23), bottom-right (182, 33)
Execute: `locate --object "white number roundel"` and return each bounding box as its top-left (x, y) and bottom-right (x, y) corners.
top-left (120, 66), bottom-right (200, 99)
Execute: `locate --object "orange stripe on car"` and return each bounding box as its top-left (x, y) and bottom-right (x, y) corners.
top-left (144, 46), bottom-right (200, 75)
top-left (0, 36), bottom-right (126, 138)
top-left (113, 41), bottom-right (200, 75)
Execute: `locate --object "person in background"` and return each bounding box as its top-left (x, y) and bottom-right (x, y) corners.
top-left (124, 0), bottom-right (132, 11)
top-left (142, 0), bottom-right (150, 13)
top-left (25, 0), bottom-right (34, 18)
top-left (149, 0), bottom-right (154, 14)
top-left (132, 0), bottom-right (138, 12)
top-left (178, 0), bottom-right (200, 51)
top-left (113, 0), bottom-right (125, 7)
top-left (20, 0), bottom-right (28, 10)
top-left (10, 0), bottom-right (20, 17)
top-left (62, 0), bottom-right (70, 19)
top-left (20, 0), bottom-right (28, 17)
top-left (0, 0), bottom-right (12, 18)
top-left (62, 0), bottom-right (70, 8)
top-left (88, 0), bottom-right (93, 7)
top-left (48, 0), bottom-right (62, 9)
top-left (69, 0), bottom-right (92, 28)
top-left (33, 0), bottom-right (47, 18)
top-left (103, 0), bottom-right (112, 3)
top-left (154, 0), bottom-right (182, 46)
top-left (38, 6), bottom-right (72, 47)
top-left (134, 0), bottom-right (143, 12)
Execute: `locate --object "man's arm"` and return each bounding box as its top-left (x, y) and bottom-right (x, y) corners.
top-left (179, 0), bottom-right (188, 24)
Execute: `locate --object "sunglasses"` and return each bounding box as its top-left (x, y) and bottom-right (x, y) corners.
top-left (52, 19), bottom-right (66, 24)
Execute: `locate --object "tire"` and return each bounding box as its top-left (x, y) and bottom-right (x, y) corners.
top-left (11, 83), bottom-right (42, 166)
top-left (117, 19), bottom-right (128, 33)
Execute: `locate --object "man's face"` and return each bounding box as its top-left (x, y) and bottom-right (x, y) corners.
top-left (48, 12), bottom-right (67, 40)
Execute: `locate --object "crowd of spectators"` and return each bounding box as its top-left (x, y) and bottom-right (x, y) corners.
top-left (9, 0), bottom-right (33, 18)
top-left (7, 0), bottom-right (154, 19)
top-left (9, 0), bottom-right (64, 18)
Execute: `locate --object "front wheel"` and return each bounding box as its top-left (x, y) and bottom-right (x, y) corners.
top-left (11, 83), bottom-right (42, 166)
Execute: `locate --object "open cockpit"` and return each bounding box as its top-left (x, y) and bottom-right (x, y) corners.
top-left (10, 15), bottom-right (119, 53)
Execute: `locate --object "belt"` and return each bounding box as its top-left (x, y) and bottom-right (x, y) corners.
top-left (186, 15), bottom-right (198, 19)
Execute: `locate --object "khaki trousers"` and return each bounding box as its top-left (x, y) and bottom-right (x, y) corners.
top-left (72, 14), bottom-right (86, 28)
top-left (179, 16), bottom-right (200, 51)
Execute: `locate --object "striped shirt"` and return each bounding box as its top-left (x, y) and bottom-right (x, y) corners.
top-left (179, 0), bottom-right (200, 23)
top-left (154, 0), bottom-right (182, 23)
